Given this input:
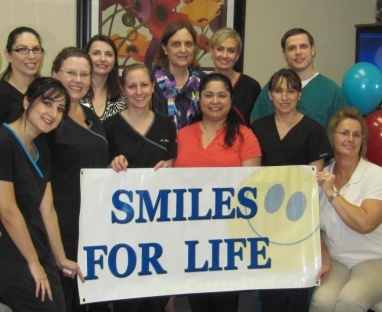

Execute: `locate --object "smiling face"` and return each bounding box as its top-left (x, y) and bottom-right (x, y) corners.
top-left (52, 57), bottom-right (92, 104)
top-left (282, 34), bottom-right (315, 73)
top-left (25, 92), bottom-right (66, 136)
top-left (88, 40), bottom-right (116, 77)
top-left (333, 118), bottom-right (363, 158)
top-left (269, 77), bottom-right (301, 115)
top-left (122, 68), bottom-right (154, 110)
top-left (200, 80), bottom-right (232, 122)
top-left (210, 36), bottom-right (240, 71)
top-left (5, 32), bottom-right (43, 78)
top-left (163, 28), bottom-right (195, 71)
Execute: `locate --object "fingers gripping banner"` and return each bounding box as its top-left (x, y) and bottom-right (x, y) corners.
top-left (78, 166), bottom-right (321, 304)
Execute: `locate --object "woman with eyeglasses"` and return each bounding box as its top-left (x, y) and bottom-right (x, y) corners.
top-left (0, 26), bottom-right (44, 124)
top-left (0, 77), bottom-right (84, 312)
top-left (48, 47), bottom-right (108, 312)
top-left (251, 69), bottom-right (332, 312)
top-left (80, 34), bottom-right (127, 122)
top-left (310, 107), bottom-right (382, 312)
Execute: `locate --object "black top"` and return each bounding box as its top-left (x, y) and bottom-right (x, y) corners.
top-left (233, 73), bottom-right (261, 126)
top-left (0, 80), bottom-right (24, 124)
top-left (251, 115), bottom-right (333, 166)
top-left (104, 112), bottom-right (177, 168)
top-left (46, 105), bottom-right (108, 249)
top-left (0, 125), bottom-right (53, 277)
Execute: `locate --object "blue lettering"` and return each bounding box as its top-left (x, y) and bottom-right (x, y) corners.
top-left (237, 187), bottom-right (257, 219)
top-left (108, 243), bottom-right (136, 278)
top-left (83, 245), bottom-right (108, 280)
top-left (184, 237), bottom-right (270, 273)
top-left (247, 237), bottom-right (271, 269)
top-left (209, 239), bottom-right (223, 271)
top-left (212, 188), bottom-right (235, 219)
top-left (184, 240), bottom-right (209, 272)
top-left (138, 243), bottom-right (167, 275)
top-left (111, 190), bottom-right (134, 224)
top-left (189, 188), bottom-right (211, 220)
top-left (172, 189), bottom-right (187, 221)
top-left (225, 238), bottom-right (246, 270)
top-left (136, 190), bottom-right (171, 222)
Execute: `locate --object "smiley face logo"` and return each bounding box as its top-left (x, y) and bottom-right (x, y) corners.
top-left (229, 166), bottom-right (321, 272)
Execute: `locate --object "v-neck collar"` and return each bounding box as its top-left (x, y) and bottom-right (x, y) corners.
top-left (3, 123), bottom-right (43, 178)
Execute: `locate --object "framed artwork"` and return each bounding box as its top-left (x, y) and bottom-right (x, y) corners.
top-left (77, 0), bottom-right (246, 71)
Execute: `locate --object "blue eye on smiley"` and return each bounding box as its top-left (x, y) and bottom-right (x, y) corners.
top-left (286, 191), bottom-right (307, 222)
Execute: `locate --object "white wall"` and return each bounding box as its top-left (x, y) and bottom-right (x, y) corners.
top-left (0, 0), bottom-right (377, 86)
top-left (244, 0), bottom-right (377, 86)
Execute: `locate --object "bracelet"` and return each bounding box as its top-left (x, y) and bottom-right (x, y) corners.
top-left (328, 191), bottom-right (340, 203)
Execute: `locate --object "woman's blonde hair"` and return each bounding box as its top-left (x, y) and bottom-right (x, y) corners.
top-left (209, 27), bottom-right (242, 55)
top-left (327, 107), bottom-right (368, 157)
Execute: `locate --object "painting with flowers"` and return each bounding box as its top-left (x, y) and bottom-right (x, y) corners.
top-left (97, 0), bottom-right (235, 70)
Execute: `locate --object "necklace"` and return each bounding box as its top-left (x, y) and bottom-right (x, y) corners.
top-left (200, 121), bottom-right (217, 141)
top-left (175, 70), bottom-right (189, 91)
top-left (97, 102), bottom-right (104, 108)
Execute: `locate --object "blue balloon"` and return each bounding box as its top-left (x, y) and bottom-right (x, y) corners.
top-left (342, 62), bottom-right (382, 115)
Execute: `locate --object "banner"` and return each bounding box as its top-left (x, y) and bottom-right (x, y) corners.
top-left (78, 166), bottom-right (321, 304)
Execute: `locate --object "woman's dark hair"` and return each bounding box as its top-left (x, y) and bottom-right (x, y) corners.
top-left (153, 20), bottom-right (199, 69)
top-left (268, 68), bottom-right (302, 92)
top-left (85, 34), bottom-right (121, 101)
top-left (194, 73), bottom-right (243, 147)
top-left (51, 47), bottom-right (93, 75)
top-left (1, 26), bottom-right (42, 81)
top-left (23, 77), bottom-right (70, 136)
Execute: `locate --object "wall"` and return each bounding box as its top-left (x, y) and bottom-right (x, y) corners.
top-left (245, 0), bottom-right (377, 86)
top-left (0, 0), bottom-right (377, 85)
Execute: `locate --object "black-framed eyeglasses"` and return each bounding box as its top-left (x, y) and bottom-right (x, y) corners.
top-left (11, 47), bottom-right (45, 54)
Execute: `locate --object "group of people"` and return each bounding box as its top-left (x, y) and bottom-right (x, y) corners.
top-left (0, 19), bottom-right (381, 312)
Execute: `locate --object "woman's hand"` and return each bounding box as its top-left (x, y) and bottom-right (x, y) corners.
top-left (28, 261), bottom-right (52, 302)
top-left (316, 256), bottom-right (331, 281)
top-left (316, 170), bottom-right (335, 197)
top-left (59, 259), bottom-right (85, 283)
top-left (316, 231), bottom-right (331, 281)
top-left (110, 155), bottom-right (128, 172)
top-left (153, 160), bottom-right (172, 171)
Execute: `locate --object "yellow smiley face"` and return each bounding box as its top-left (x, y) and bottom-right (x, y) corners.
top-left (228, 166), bottom-right (320, 272)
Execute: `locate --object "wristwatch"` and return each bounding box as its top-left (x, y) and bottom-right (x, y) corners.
top-left (328, 191), bottom-right (340, 203)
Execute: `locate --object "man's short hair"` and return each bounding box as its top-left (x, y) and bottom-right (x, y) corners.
top-left (281, 28), bottom-right (315, 50)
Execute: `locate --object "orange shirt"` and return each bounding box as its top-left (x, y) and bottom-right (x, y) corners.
top-left (174, 122), bottom-right (261, 168)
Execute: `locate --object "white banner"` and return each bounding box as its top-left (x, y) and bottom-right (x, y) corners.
top-left (78, 166), bottom-right (321, 304)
